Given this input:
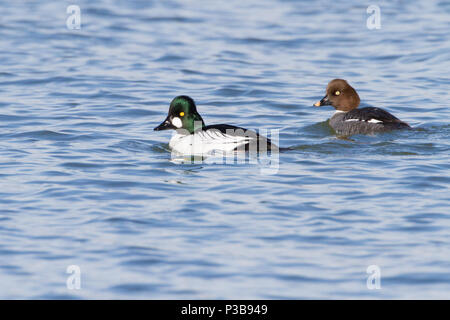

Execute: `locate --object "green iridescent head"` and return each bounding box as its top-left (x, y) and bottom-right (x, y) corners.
top-left (154, 96), bottom-right (205, 134)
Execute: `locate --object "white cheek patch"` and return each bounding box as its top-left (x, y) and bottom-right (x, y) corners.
top-left (172, 117), bottom-right (183, 128)
top-left (368, 119), bottom-right (383, 123)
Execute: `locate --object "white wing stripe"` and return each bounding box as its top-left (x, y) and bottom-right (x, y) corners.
top-left (344, 118), bottom-right (384, 123)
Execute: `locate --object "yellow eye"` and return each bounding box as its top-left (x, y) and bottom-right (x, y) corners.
top-left (335, 90), bottom-right (341, 96)
top-left (179, 112), bottom-right (185, 117)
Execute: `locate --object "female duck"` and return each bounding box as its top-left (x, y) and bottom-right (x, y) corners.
top-left (314, 79), bottom-right (410, 136)
top-left (154, 96), bottom-right (277, 155)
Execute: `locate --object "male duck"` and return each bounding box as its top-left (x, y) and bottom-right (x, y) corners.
top-left (154, 96), bottom-right (278, 155)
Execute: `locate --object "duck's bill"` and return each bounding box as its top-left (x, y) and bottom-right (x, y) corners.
top-left (313, 95), bottom-right (331, 107)
top-left (154, 117), bottom-right (176, 131)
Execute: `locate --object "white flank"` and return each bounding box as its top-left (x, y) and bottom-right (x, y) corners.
top-left (169, 129), bottom-right (255, 155)
top-left (368, 119), bottom-right (383, 123)
top-left (345, 119), bottom-right (360, 122)
top-left (171, 117), bottom-right (183, 128)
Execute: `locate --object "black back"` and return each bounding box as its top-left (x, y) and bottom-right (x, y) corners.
top-left (343, 107), bottom-right (409, 126)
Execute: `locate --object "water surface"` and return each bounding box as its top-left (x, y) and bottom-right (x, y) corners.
top-left (0, 0), bottom-right (449, 299)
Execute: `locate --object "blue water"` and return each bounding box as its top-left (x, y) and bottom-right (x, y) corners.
top-left (0, 0), bottom-right (449, 299)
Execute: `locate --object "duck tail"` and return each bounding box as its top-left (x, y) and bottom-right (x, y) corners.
top-left (278, 146), bottom-right (294, 152)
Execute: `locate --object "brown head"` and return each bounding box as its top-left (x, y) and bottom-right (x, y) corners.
top-left (313, 79), bottom-right (360, 112)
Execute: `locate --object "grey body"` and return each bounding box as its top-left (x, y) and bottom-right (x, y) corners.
top-left (329, 108), bottom-right (410, 136)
